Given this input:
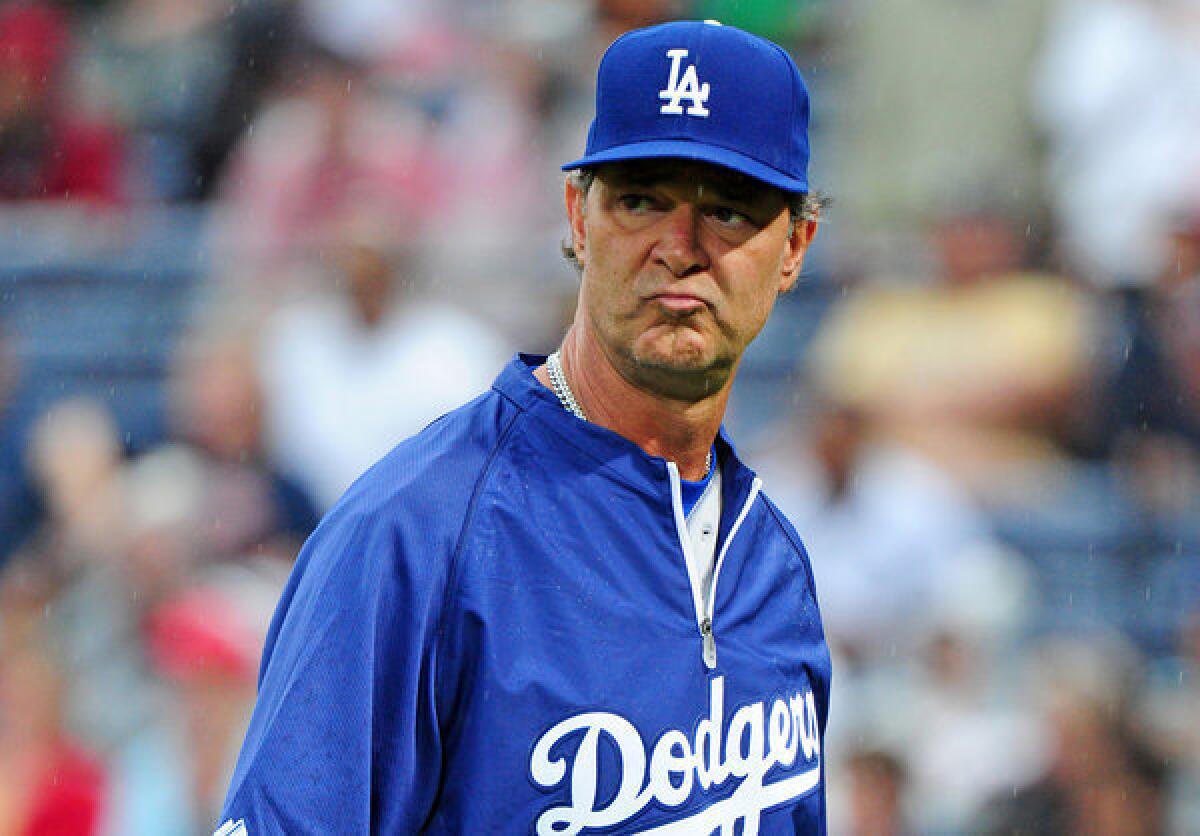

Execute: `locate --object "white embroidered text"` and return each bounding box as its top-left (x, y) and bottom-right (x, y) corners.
top-left (658, 49), bottom-right (711, 117)
top-left (529, 676), bottom-right (821, 835)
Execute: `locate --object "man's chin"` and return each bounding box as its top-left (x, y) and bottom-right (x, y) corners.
top-left (632, 344), bottom-right (713, 375)
top-left (630, 325), bottom-right (716, 366)
top-left (625, 341), bottom-right (735, 399)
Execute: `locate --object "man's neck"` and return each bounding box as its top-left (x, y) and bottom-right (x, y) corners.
top-left (534, 327), bottom-right (731, 481)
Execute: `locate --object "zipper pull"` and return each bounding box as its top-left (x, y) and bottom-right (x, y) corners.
top-left (700, 617), bottom-right (717, 670)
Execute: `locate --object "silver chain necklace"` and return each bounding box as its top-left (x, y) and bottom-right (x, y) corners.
top-left (546, 350), bottom-right (587, 420)
top-left (545, 351), bottom-right (712, 478)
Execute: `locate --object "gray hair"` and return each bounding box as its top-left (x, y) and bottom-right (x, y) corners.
top-left (560, 168), bottom-right (829, 273)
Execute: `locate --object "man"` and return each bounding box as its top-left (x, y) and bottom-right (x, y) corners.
top-left (217, 20), bottom-right (830, 834)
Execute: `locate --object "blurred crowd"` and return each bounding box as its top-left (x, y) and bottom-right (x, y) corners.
top-left (0, 0), bottom-right (1198, 833)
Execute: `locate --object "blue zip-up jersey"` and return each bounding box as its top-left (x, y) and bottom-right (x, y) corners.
top-left (219, 354), bottom-right (831, 834)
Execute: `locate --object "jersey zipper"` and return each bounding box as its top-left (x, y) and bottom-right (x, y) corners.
top-left (666, 461), bottom-right (762, 670)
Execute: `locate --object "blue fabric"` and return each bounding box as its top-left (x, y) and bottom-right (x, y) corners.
top-left (679, 448), bottom-right (716, 516)
top-left (562, 21), bottom-right (811, 193)
top-left (219, 354), bottom-right (831, 834)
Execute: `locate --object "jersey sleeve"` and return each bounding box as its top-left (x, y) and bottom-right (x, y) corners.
top-left (217, 499), bottom-right (448, 834)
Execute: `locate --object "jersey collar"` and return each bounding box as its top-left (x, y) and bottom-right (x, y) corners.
top-left (491, 353), bottom-right (757, 500)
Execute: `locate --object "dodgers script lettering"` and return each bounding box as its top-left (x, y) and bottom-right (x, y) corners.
top-left (529, 677), bottom-right (821, 835)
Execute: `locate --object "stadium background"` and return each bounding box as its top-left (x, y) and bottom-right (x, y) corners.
top-left (0, 0), bottom-right (1198, 832)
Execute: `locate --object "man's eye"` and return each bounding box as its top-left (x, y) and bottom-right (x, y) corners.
top-left (618, 194), bottom-right (656, 212)
top-left (710, 206), bottom-right (751, 228)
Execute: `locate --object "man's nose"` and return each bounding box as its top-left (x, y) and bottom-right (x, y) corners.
top-left (653, 203), bottom-right (709, 277)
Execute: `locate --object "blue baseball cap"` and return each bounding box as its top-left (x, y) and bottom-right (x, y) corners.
top-left (562, 20), bottom-right (811, 193)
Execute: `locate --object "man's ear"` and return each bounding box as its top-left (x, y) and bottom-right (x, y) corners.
top-left (565, 178), bottom-right (588, 269)
top-left (780, 217), bottom-right (818, 292)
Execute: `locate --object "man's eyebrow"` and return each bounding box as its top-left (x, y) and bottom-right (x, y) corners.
top-left (694, 176), bottom-right (770, 208)
top-left (608, 167), bottom-right (669, 187)
top-left (608, 167), bottom-right (762, 203)
top-left (703, 179), bottom-right (756, 203)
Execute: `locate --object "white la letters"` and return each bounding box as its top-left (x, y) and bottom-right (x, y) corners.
top-left (659, 49), bottom-right (711, 117)
top-left (529, 677), bottom-right (821, 836)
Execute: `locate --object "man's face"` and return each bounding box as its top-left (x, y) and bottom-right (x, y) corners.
top-left (566, 160), bottom-right (815, 400)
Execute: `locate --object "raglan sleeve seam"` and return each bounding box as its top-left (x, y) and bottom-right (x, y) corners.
top-left (762, 498), bottom-right (832, 730)
top-left (763, 499), bottom-right (822, 610)
top-left (430, 407), bottom-right (524, 706)
top-left (225, 508), bottom-right (374, 782)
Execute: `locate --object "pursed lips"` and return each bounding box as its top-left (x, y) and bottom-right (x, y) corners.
top-left (647, 289), bottom-right (710, 314)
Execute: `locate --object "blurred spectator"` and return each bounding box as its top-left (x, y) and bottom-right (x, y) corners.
top-left (978, 698), bottom-right (1167, 834)
top-left (0, 565), bottom-right (108, 835)
top-left (74, 0), bottom-right (294, 202)
top-left (903, 621), bottom-right (1042, 833)
top-left (190, 0), bottom-right (296, 200)
top-left (1140, 609), bottom-right (1200, 832)
top-left (0, 320), bottom-right (36, 567)
top-left (168, 325), bottom-right (318, 561)
top-left (843, 748), bottom-right (911, 836)
top-left (0, 0), bottom-right (125, 202)
top-left (1102, 209), bottom-right (1200, 517)
top-left (24, 397), bottom-right (127, 569)
top-left (1035, 0), bottom-right (1200, 286)
top-left (104, 566), bottom-right (279, 832)
top-left (375, 20), bottom-right (554, 302)
top-left (114, 319), bottom-right (319, 600)
top-left (11, 387), bottom-right (295, 833)
top-left (20, 399), bottom-right (154, 751)
top-left (73, 0), bottom-right (234, 200)
top-left (755, 401), bottom-right (996, 665)
top-left (16, 372), bottom-right (306, 756)
top-left (295, 0), bottom-right (432, 62)
top-left (831, 0), bottom-right (1050, 244)
top-left (257, 229), bottom-right (510, 508)
top-left (210, 28), bottom-right (544, 284)
top-left (974, 636), bottom-right (1168, 835)
top-left (761, 394), bottom-right (1041, 831)
top-left (808, 207), bottom-right (1100, 503)
top-left (120, 446), bottom-right (208, 607)
top-left (208, 43), bottom-right (439, 278)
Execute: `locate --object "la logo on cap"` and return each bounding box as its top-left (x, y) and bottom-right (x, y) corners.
top-left (659, 48), bottom-right (710, 117)
top-left (657, 19), bottom-right (721, 118)
top-left (563, 20), bottom-right (811, 194)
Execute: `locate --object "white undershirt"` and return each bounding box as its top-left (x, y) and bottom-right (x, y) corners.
top-left (685, 461), bottom-right (723, 616)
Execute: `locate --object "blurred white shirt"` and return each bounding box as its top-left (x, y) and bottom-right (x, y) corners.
top-left (259, 295), bottom-right (509, 509)
top-left (1035, 0), bottom-right (1200, 284)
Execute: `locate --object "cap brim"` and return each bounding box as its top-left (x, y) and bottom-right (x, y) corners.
top-left (562, 139), bottom-right (808, 194)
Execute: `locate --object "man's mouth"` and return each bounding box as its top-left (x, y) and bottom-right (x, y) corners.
top-left (650, 292), bottom-right (707, 314)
